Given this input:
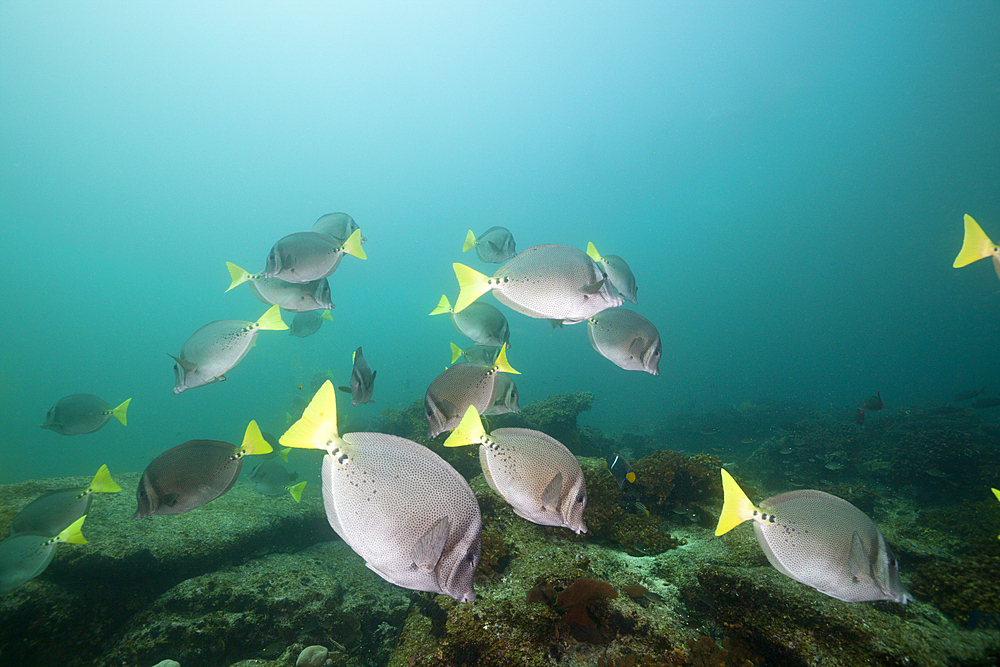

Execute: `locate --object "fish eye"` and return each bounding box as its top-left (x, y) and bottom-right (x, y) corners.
top-left (576, 494), bottom-right (585, 503)
top-left (173, 364), bottom-right (178, 371)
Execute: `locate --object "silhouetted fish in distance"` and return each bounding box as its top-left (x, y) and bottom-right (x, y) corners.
top-left (858, 391), bottom-right (883, 412)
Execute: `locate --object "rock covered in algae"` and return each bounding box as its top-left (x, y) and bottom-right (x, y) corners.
top-left (295, 644), bottom-right (328, 667)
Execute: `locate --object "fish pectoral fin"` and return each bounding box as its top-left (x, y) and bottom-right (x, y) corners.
top-left (578, 278), bottom-right (607, 295)
top-left (170, 355), bottom-right (198, 374)
top-left (628, 337), bottom-right (647, 359)
top-left (338, 386), bottom-right (351, 393)
top-left (488, 240), bottom-right (501, 253)
top-left (540, 472), bottom-right (563, 510)
top-left (161, 493), bottom-right (180, 508)
top-left (412, 516), bottom-right (450, 571)
top-left (847, 531), bottom-right (873, 581)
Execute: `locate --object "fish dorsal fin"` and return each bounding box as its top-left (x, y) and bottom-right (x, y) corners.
top-left (452, 263), bottom-right (492, 312)
top-left (280, 381), bottom-right (341, 453)
top-left (111, 398), bottom-right (131, 426)
top-left (848, 531), bottom-right (873, 581)
top-left (579, 278), bottom-right (606, 295)
top-left (541, 472), bottom-right (563, 510)
top-left (88, 464), bottom-right (122, 494)
top-left (225, 262), bottom-right (252, 292)
top-left (429, 294), bottom-right (453, 316)
top-left (341, 228), bottom-right (367, 260)
top-left (170, 354), bottom-right (198, 374)
top-left (715, 469), bottom-right (758, 536)
top-left (450, 342), bottom-right (463, 364)
top-left (256, 304), bottom-right (289, 331)
top-left (413, 516), bottom-right (450, 571)
top-left (444, 405), bottom-right (488, 447)
top-left (462, 229), bottom-right (476, 252)
top-left (954, 214), bottom-right (999, 267)
top-left (493, 344), bottom-right (521, 375)
top-left (288, 480), bottom-right (307, 503)
top-left (240, 420), bottom-right (272, 457)
top-left (586, 241), bottom-right (603, 263)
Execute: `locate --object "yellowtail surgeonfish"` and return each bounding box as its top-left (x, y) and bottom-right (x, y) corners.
top-left (462, 226), bottom-right (516, 263)
top-left (311, 212), bottom-right (361, 244)
top-left (289, 309), bottom-right (334, 338)
top-left (280, 381), bottom-right (482, 602)
top-left (0, 515), bottom-right (87, 594)
top-left (430, 295), bottom-right (511, 348)
top-left (135, 421), bottom-right (272, 517)
top-left (225, 263), bottom-right (334, 312)
top-left (453, 244), bottom-right (623, 323)
top-left (483, 373), bottom-right (520, 415)
top-left (337, 346), bottom-right (376, 405)
top-left (424, 343), bottom-right (520, 438)
top-left (264, 229), bottom-right (366, 283)
top-left (586, 242), bottom-right (638, 304)
top-left (587, 309), bottom-right (662, 375)
top-left (715, 469), bottom-right (910, 603)
top-left (446, 405), bottom-right (587, 534)
top-left (954, 214), bottom-right (1000, 280)
top-left (171, 305), bottom-right (287, 394)
top-left (40, 395), bottom-right (131, 435)
top-left (449, 342), bottom-right (500, 366)
top-left (248, 461), bottom-right (306, 502)
top-left (9, 465), bottom-right (120, 538)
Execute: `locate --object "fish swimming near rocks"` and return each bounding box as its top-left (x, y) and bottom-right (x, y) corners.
top-left (289, 309), bottom-right (333, 338)
top-left (9, 464), bottom-right (120, 538)
top-left (430, 295), bottom-right (510, 348)
top-left (171, 305), bottom-right (287, 393)
top-left (955, 387), bottom-right (987, 401)
top-left (248, 460), bottom-right (306, 502)
top-left (453, 244), bottom-right (623, 324)
top-left (424, 344), bottom-right (520, 437)
top-left (953, 214), bottom-right (1000, 280)
top-left (135, 421), bottom-right (272, 517)
top-left (586, 242), bottom-right (638, 304)
top-left (587, 309), bottom-right (661, 375)
top-left (972, 397), bottom-right (1000, 409)
top-left (853, 408), bottom-right (865, 425)
top-left (40, 394), bottom-right (131, 435)
top-left (338, 346), bottom-right (376, 405)
top-left (604, 453), bottom-right (636, 489)
top-left (445, 405), bottom-right (587, 533)
top-left (280, 381), bottom-right (482, 602)
top-left (0, 515), bottom-right (87, 594)
top-left (462, 226), bottom-right (516, 263)
top-left (483, 373), bottom-right (520, 415)
top-left (858, 392), bottom-right (883, 412)
top-left (715, 468), bottom-right (910, 603)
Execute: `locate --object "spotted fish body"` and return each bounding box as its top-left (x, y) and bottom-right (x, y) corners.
top-left (716, 469), bottom-right (910, 604)
top-left (446, 407), bottom-right (587, 533)
top-left (281, 382), bottom-right (481, 602)
top-left (587, 309), bottom-right (662, 375)
top-left (248, 276), bottom-right (333, 312)
top-left (424, 345), bottom-right (519, 438)
top-left (171, 305), bottom-right (287, 394)
top-left (453, 244), bottom-right (623, 324)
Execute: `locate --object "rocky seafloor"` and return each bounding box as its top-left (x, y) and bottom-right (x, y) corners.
top-left (1, 393), bottom-right (999, 667)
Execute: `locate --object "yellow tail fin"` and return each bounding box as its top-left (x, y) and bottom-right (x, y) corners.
top-left (453, 263), bottom-right (492, 312)
top-left (450, 342), bottom-right (463, 364)
top-left (341, 228), bottom-right (367, 260)
top-left (57, 515), bottom-right (87, 545)
top-left (444, 405), bottom-right (488, 447)
top-left (288, 481), bottom-right (307, 503)
top-left (586, 242), bottom-right (603, 263)
top-left (493, 343), bottom-right (521, 375)
top-left (429, 295), bottom-right (453, 316)
top-left (88, 464), bottom-right (122, 494)
top-left (256, 304), bottom-right (289, 331)
top-left (954, 215), bottom-right (999, 268)
top-left (111, 398), bottom-right (130, 426)
top-left (240, 420), bottom-right (273, 456)
top-left (280, 380), bottom-right (341, 452)
top-left (715, 469), bottom-right (758, 536)
top-left (462, 229), bottom-right (477, 253)
top-left (225, 262), bottom-right (252, 292)
top-left (278, 447), bottom-right (290, 463)
top-left (321, 309), bottom-right (334, 322)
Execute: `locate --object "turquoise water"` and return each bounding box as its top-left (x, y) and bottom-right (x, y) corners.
top-left (2, 1), bottom-right (999, 485)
